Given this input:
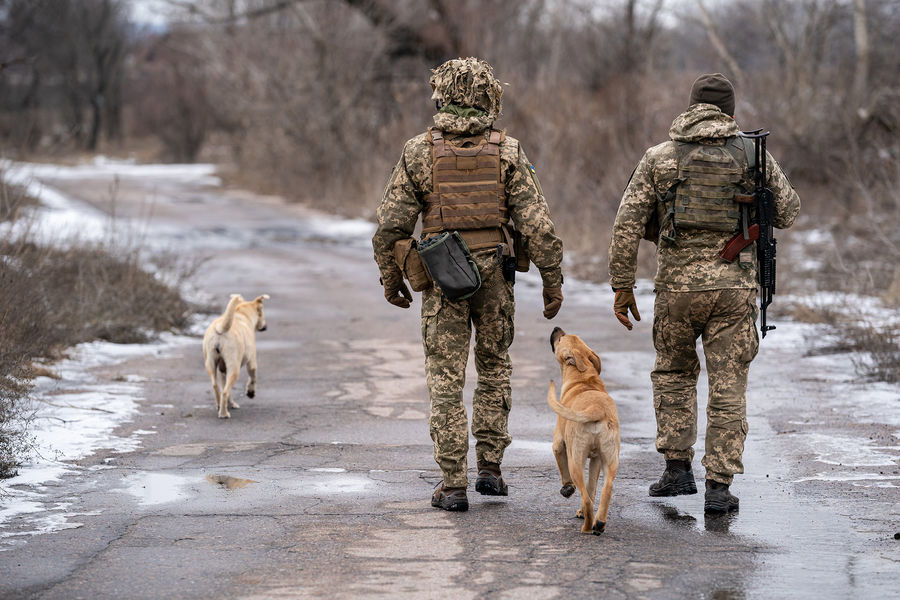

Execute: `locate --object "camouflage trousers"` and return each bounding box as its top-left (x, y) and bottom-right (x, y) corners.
top-left (421, 252), bottom-right (515, 488)
top-left (651, 288), bottom-right (759, 485)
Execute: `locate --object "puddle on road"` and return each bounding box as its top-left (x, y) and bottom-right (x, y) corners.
top-left (283, 470), bottom-right (374, 496)
top-left (206, 474), bottom-right (257, 489)
top-left (117, 472), bottom-right (194, 506)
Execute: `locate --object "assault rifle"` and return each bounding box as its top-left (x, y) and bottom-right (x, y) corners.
top-left (719, 130), bottom-right (777, 338)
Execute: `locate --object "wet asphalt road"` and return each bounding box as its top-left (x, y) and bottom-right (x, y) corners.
top-left (1, 170), bottom-right (898, 599)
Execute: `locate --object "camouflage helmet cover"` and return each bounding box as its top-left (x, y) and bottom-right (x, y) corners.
top-left (430, 57), bottom-right (503, 120)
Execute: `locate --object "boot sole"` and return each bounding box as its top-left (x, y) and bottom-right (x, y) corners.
top-left (704, 499), bottom-right (739, 514)
top-left (475, 479), bottom-right (508, 496)
top-left (432, 498), bottom-right (469, 511)
top-left (648, 481), bottom-right (698, 497)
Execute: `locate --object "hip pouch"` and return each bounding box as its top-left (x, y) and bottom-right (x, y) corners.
top-left (417, 232), bottom-right (482, 301)
top-left (513, 228), bottom-right (530, 272)
top-left (393, 238), bottom-right (433, 291)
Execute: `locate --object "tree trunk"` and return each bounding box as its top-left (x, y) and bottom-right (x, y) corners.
top-left (852, 0), bottom-right (870, 120)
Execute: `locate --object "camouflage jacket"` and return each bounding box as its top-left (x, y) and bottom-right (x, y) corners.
top-left (373, 118), bottom-right (563, 291)
top-left (609, 104), bottom-right (800, 292)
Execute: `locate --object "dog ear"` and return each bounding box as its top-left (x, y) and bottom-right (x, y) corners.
top-left (253, 294), bottom-right (270, 304)
top-left (589, 351), bottom-right (601, 374)
top-left (564, 351), bottom-right (588, 372)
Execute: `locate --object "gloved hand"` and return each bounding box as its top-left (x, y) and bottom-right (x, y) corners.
top-left (613, 288), bottom-right (640, 330)
top-left (384, 279), bottom-right (413, 309)
top-left (542, 286), bottom-right (563, 319)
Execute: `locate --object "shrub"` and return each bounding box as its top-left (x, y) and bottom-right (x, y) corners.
top-left (0, 172), bottom-right (195, 477)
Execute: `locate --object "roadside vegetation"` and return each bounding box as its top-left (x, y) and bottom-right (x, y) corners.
top-left (0, 0), bottom-right (896, 381)
top-left (0, 173), bottom-right (196, 478)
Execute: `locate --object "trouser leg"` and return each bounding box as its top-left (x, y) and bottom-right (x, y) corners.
top-left (422, 287), bottom-right (471, 488)
top-left (701, 289), bottom-right (758, 485)
top-left (470, 260), bottom-right (515, 466)
top-left (651, 291), bottom-right (702, 463)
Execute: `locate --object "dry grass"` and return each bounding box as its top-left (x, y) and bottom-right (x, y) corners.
top-left (0, 174), bottom-right (196, 478)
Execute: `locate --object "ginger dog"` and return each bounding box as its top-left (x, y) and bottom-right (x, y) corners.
top-left (202, 294), bottom-right (269, 419)
top-left (548, 327), bottom-right (620, 535)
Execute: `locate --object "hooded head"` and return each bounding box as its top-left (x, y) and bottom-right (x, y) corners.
top-left (689, 73), bottom-right (735, 117)
top-left (430, 57), bottom-right (503, 135)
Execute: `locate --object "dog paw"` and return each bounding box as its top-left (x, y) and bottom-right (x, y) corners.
top-left (229, 399), bottom-right (241, 408)
top-left (245, 389), bottom-right (255, 399)
top-left (560, 484), bottom-right (575, 498)
top-left (592, 520), bottom-right (606, 535)
top-left (575, 509), bottom-right (584, 519)
top-left (218, 412), bottom-right (230, 419)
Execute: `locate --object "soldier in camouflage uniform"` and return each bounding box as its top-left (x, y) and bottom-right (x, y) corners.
top-left (608, 73), bottom-right (800, 513)
top-left (372, 58), bottom-right (564, 511)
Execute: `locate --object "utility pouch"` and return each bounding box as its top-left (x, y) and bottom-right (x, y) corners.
top-left (393, 238), bottom-right (433, 291)
top-left (642, 209), bottom-right (660, 243)
top-left (496, 245), bottom-right (516, 283)
top-left (513, 229), bottom-right (530, 272)
top-left (417, 232), bottom-right (482, 301)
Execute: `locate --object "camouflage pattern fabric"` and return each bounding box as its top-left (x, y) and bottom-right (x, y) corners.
top-left (430, 57), bottom-right (502, 136)
top-left (651, 289), bottom-right (758, 485)
top-left (422, 252), bottom-right (514, 487)
top-left (609, 102), bottom-right (800, 487)
top-left (373, 131), bottom-right (563, 289)
top-left (608, 103), bottom-right (801, 292)
top-left (372, 58), bottom-right (562, 488)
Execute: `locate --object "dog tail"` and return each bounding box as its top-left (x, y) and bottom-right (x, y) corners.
top-left (547, 380), bottom-right (605, 424)
top-left (215, 294), bottom-right (243, 335)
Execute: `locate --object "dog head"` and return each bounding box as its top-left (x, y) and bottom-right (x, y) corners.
top-left (550, 327), bottom-right (601, 375)
top-left (252, 294), bottom-right (270, 331)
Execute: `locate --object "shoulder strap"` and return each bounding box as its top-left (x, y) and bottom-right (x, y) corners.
top-left (735, 134), bottom-right (756, 175)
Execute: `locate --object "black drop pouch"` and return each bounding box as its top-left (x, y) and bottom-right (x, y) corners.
top-left (417, 232), bottom-right (482, 301)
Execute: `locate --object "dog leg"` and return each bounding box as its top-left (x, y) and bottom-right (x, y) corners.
top-left (587, 457), bottom-right (605, 535)
top-left (593, 453), bottom-right (619, 536)
top-left (206, 364), bottom-right (221, 413)
top-left (244, 351), bottom-right (257, 401)
top-left (214, 366), bottom-right (227, 417)
top-left (553, 425), bottom-right (575, 498)
top-left (219, 367), bottom-right (239, 419)
top-left (568, 449), bottom-right (593, 533)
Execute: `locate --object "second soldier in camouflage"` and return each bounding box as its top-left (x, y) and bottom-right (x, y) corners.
top-left (608, 73), bottom-right (800, 514)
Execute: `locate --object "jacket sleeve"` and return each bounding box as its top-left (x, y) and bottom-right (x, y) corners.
top-left (506, 145), bottom-right (563, 288)
top-left (372, 144), bottom-right (422, 289)
top-left (608, 150), bottom-right (656, 290)
top-left (766, 152), bottom-right (800, 230)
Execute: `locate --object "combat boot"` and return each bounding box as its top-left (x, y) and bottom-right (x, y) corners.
top-left (704, 479), bottom-right (739, 514)
top-left (474, 462), bottom-right (508, 496)
top-left (431, 485), bottom-right (469, 511)
top-left (648, 459), bottom-right (698, 497)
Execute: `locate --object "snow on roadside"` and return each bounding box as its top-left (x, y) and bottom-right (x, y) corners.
top-left (0, 157), bottom-right (377, 545)
top-left (0, 158), bottom-right (212, 547)
top-left (0, 334), bottom-right (196, 549)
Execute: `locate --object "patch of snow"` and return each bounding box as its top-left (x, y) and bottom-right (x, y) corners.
top-left (0, 335), bottom-right (194, 544)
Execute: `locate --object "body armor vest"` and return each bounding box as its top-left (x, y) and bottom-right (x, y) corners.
top-left (667, 137), bottom-right (752, 233)
top-left (422, 128), bottom-right (509, 250)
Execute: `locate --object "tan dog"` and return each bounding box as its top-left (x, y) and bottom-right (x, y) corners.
top-left (548, 327), bottom-right (620, 535)
top-left (202, 294), bottom-right (269, 419)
